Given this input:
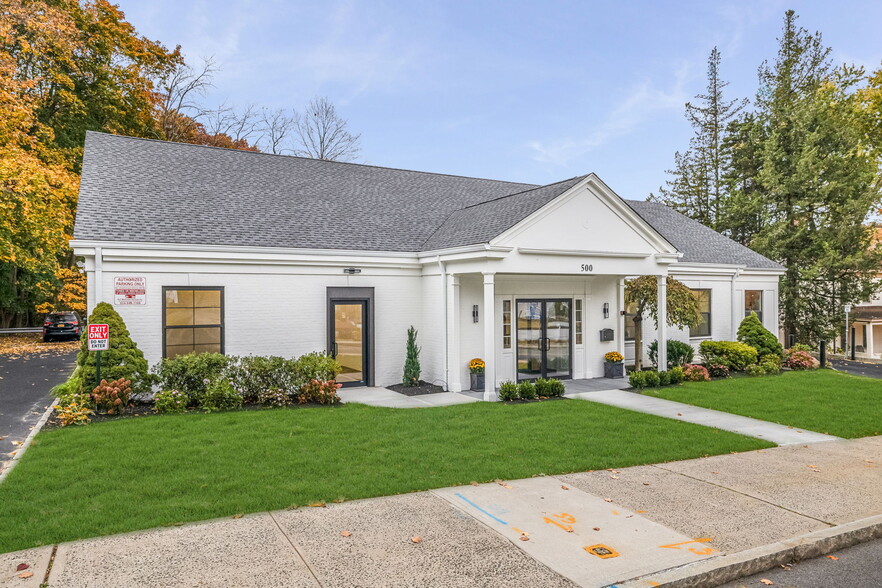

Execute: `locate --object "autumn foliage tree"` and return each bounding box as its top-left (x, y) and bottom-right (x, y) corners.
top-left (624, 276), bottom-right (702, 370)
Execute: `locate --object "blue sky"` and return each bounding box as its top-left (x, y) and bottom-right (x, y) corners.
top-left (117, 0), bottom-right (881, 199)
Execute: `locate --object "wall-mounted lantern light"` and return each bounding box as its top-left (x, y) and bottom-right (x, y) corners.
top-left (602, 302), bottom-right (610, 319)
top-left (472, 304), bottom-right (479, 323)
top-left (343, 267), bottom-right (362, 275)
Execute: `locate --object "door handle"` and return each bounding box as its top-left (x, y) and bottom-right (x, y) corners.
top-left (544, 338), bottom-right (551, 351)
top-left (331, 342), bottom-right (338, 358)
top-left (538, 337), bottom-right (544, 351)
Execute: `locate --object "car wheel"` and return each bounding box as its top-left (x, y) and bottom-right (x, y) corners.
top-left (43, 335), bottom-right (51, 342)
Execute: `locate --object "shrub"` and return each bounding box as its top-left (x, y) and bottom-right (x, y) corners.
top-left (759, 354), bottom-right (782, 374)
top-left (648, 340), bottom-right (695, 369)
top-left (77, 302), bottom-right (152, 394)
top-left (683, 364), bottom-right (711, 382)
top-left (498, 380), bottom-right (518, 401)
top-left (154, 390), bottom-right (188, 414)
top-left (517, 380), bottom-right (537, 399)
top-left (707, 364), bottom-right (730, 379)
top-left (745, 364), bottom-right (765, 377)
top-left (545, 379), bottom-right (566, 397)
top-left (294, 352), bottom-right (341, 383)
top-left (403, 326), bottom-right (421, 386)
top-left (669, 366), bottom-right (685, 384)
top-left (200, 379), bottom-right (244, 412)
top-left (790, 343), bottom-right (813, 353)
top-left (629, 370), bottom-right (648, 390)
top-left (52, 368), bottom-right (86, 405)
top-left (90, 378), bottom-right (133, 414)
top-left (257, 387), bottom-right (291, 407)
top-left (54, 400), bottom-right (94, 426)
top-left (786, 350), bottom-right (818, 370)
top-left (534, 378), bottom-right (551, 397)
top-left (658, 370), bottom-right (672, 386)
top-left (643, 371), bottom-right (661, 388)
top-left (299, 379), bottom-right (341, 404)
top-left (698, 341), bottom-right (758, 371)
top-left (153, 353), bottom-right (232, 405)
top-left (737, 312), bottom-right (783, 359)
top-left (226, 355), bottom-right (298, 402)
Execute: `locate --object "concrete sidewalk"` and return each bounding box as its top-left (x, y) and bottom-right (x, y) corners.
top-left (568, 388), bottom-right (841, 446)
top-left (4, 436), bottom-right (881, 588)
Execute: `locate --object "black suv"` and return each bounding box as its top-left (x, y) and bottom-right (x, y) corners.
top-left (43, 311), bottom-right (84, 342)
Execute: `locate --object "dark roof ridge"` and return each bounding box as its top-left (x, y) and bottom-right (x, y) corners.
top-left (84, 131), bottom-right (537, 187)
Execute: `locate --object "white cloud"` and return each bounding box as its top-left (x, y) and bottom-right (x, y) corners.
top-left (526, 62), bottom-right (693, 166)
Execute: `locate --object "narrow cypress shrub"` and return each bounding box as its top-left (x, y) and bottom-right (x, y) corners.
top-left (403, 326), bottom-right (421, 386)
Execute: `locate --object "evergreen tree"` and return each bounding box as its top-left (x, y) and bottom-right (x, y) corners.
top-left (751, 11), bottom-right (882, 343)
top-left (402, 326), bottom-right (421, 386)
top-left (77, 302), bottom-right (151, 394)
top-left (652, 47), bottom-right (747, 231)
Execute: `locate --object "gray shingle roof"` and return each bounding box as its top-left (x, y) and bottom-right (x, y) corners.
top-left (624, 200), bottom-right (784, 270)
top-left (74, 132), bottom-right (782, 270)
top-left (422, 176), bottom-right (588, 250)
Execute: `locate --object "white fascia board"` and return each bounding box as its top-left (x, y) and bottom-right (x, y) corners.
top-left (416, 244), bottom-right (513, 264)
top-left (69, 240), bottom-right (422, 269)
top-left (517, 247), bottom-right (650, 259)
top-left (670, 262), bottom-right (785, 277)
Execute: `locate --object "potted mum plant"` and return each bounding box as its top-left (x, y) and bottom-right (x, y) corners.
top-left (603, 351), bottom-right (625, 379)
top-left (469, 358), bottom-right (485, 391)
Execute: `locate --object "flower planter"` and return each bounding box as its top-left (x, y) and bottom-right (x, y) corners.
top-left (470, 373), bottom-right (485, 391)
top-left (603, 361), bottom-right (625, 379)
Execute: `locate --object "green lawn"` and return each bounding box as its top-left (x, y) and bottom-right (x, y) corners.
top-left (0, 400), bottom-right (771, 553)
top-left (645, 370), bottom-right (882, 438)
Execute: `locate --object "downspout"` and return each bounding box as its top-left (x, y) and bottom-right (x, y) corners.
top-left (94, 246), bottom-right (104, 306)
top-left (438, 257), bottom-right (448, 390)
top-left (730, 267), bottom-right (742, 338)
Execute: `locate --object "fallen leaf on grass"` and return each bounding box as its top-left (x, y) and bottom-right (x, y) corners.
top-left (410, 536), bottom-right (422, 544)
top-left (760, 579), bottom-right (774, 585)
top-left (231, 513), bottom-right (243, 519)
top-left (16, 563), bottom-right (28, 571)
top-left (470, 481), bottom-right (479, 487)
top-left (309, 502), bottom-right (326, 508)
top-left (18, 572), bottom-right (33, 579)
top-left (340, 531), bottom-right (351, 537)
top-left (826, 555), bottom-right (839, 560)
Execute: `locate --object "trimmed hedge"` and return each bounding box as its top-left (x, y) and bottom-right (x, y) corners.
top-left (698, 340), bottom-right (758, 371)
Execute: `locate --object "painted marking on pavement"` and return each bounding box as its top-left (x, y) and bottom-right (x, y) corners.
top-left (454, 492), bottom-right (509, 525)
top-left (584, 544), bottom-right (620, 559)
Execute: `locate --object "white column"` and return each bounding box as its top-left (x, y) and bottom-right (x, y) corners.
top-left (446, 274), bottom-right (461, 392)
top-left (617, 278), bottom-right (626, 356)
top-left (867, 324), bottom-right (875, 358)
top-left (483, 272), bottom-right (495, 401)
top-left (657, 275), bottom-right (667, 370)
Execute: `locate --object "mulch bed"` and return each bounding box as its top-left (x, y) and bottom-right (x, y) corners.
top-left (387, 381), bottom-right (446, 396)
top-left (500, 396), bottom-right (567, 404)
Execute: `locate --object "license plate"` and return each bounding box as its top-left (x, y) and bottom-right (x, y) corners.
top-left (57, 324), bottom-right (65, 327)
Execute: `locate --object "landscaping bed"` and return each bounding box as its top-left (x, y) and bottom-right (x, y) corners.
top-left (645, 370), bottom-right (882, 438)
top-left (0, 400), bottom-right (772, 553)
top-left (388, 381), bottom-right (446, 396)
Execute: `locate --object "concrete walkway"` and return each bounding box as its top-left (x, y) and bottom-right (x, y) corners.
top-left (567, 388), bottom-right (841, 446)
top-left (337, 386), bottom-right (479, 408)
top-left (5, 436), bottom-right (881, 588)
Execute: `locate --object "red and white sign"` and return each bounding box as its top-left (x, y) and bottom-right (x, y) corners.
top-left (114, 276), bottom-right (146, 306)
top-left (88, 324), bottom-right (109, 351)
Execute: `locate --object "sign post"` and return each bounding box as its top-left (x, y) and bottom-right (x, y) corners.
top-left (88, 324), bottom-right (110, 387)
top-left (844, 304), bottom-right (852, 359)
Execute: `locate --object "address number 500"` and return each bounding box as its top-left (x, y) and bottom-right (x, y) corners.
top-left (581, 264), bottom-right (594, 272)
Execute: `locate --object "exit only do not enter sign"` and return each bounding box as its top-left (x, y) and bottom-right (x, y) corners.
top-left (88, 324), bottom-right (109, 351)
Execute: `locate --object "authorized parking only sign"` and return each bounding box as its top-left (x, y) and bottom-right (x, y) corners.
top-left (114, 276), bottom-right (146, 305)
top-left (88, 324), bottom-right (109, 351)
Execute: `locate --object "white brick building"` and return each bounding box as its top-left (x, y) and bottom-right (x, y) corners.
top-left (72, 132), bottom-right (784, 396)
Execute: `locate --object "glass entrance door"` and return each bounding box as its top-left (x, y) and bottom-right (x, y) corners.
top-left (516, 299), bottom-right (572, 381)
top-left (330, 301), bottom-right (368, 387)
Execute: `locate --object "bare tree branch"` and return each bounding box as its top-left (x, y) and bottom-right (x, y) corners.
top-left (292, 96), bottom-right (361, 161)
top-left (258, 107), bottom-right (295, 154)
top-left (153, 55), bottom-right (217, 142)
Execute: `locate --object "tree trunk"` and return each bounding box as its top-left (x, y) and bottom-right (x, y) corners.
top-left (634, 315), bottom-right (643, 370)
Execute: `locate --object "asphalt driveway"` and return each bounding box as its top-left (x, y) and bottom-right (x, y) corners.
top-left (0, 347), bottom-right (77, 475)
top-left (831, 358), bottom-right (882, 379)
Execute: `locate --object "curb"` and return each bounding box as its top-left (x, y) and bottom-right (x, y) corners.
top-left (0, 398), bottom-right (57, 484)
top-left (623, 514), bottom-right (882, 587)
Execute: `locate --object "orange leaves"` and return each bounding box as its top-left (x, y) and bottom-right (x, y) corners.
top-left (409, 536), bottom-right (422, 544)
top-left (759, 579), bottom-right (774, 586)
top-left (340, 531), bottom-right (351, 537)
